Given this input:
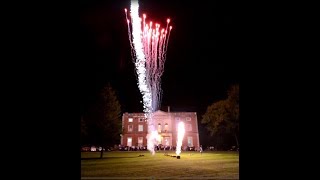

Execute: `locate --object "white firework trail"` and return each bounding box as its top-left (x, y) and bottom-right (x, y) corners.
top-left (125, 0), bottom-right (172, 155)
top-left (176, 122), bottom-right (185, 156)
top-left (124, 8), bottom-right (136, 62)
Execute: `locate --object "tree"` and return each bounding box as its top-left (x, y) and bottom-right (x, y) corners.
top-left (83, 83), bottom-right (122, 158)
top-left (226, 84), bottom-right (239, 147)
top-left (100, 84), bottom-right (122, 145)
top-left (98, 83), bottom-right (122, 158)
top-left (201, 99), bottom-right (230, 149)
top-left (201, 84), bottom-right (239, 149)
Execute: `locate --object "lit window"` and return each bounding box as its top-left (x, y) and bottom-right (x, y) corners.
top-left (158, 123), bottom-right (161, 132)
top-left (164, 123), bottom-right (168, 132)
top-left (138, 124), bottom-right (143, 132)
top-left (128, 118), bottom-right (133, 122)
top-left (138, 137), bottom-right (143, 146)
top-left (164, 137), bottom-right (170, 146)
top-left (128, 125), bottom-right (133, 132)
top-left (127, 137), bottom-right (132, 146)
top-left (187, 137), bottom-right (193, 146)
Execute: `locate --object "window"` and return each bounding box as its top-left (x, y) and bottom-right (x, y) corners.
top-left (186, 124), bottom-right (192, 131)
top-left (186, 117), bottom-right (191, 121)
top-left (128, 118), bottom-right (133, 122)
top-left (164, 137), bottom-right (170, 146)
top-left (128, 125), bottom-right (133, 132)
top-left (175, 117), bottom-right (180, 131)
top-left (138, 124), bottom-right (143, 132)
top-left (139, 118), bottom-right (144, 122)
top-left (187, 137), bottom-right (193, 147)
top-left (157, 136), bottom-right (162, 144)
top-left (127, 137), bottom-right (132, 146)
top-left (158, 123), bottom-right (161, 132)
top-left (164, 123), bottom-right (168, 132)
top-left (138, 137), bottom-right (143, 147)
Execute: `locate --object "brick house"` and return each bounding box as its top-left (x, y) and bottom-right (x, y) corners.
top-left (120, 108), bottom-right (200, 149)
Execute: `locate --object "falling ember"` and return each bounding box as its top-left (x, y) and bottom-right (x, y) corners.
top-left (176, 122), bottom-right (185, 156)
top-left (125, 0), bottom-right (173, 155)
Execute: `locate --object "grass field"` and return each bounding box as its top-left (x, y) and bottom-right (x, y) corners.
top-left (81, 151), bottom-right (239, 179)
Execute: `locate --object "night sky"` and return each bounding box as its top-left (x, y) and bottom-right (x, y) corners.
top-left (79, 0), bottom-right (239, 118)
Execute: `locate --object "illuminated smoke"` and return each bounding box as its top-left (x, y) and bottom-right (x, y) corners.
top-left (125, 0), bottom-right (172, 155)
top-left (176, 122), bottom-right (185, 156)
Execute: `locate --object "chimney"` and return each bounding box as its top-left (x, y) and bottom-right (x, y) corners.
top-left (168, 106), bottom-right (170, 112)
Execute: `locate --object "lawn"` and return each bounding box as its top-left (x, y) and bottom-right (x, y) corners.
top-left (81, 150), bottom-right (239, 179)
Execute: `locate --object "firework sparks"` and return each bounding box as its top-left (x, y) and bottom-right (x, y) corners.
top-left (125, 0), bottom-right (172, 155)
top-left (176, 122), bottom-right (185, 156)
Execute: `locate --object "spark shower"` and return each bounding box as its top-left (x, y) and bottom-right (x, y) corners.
top-left (125, 0), bottom-right (178, 155)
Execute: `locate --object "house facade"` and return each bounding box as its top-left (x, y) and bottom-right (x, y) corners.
top-left (120, 109), bottom-right (200, 149)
